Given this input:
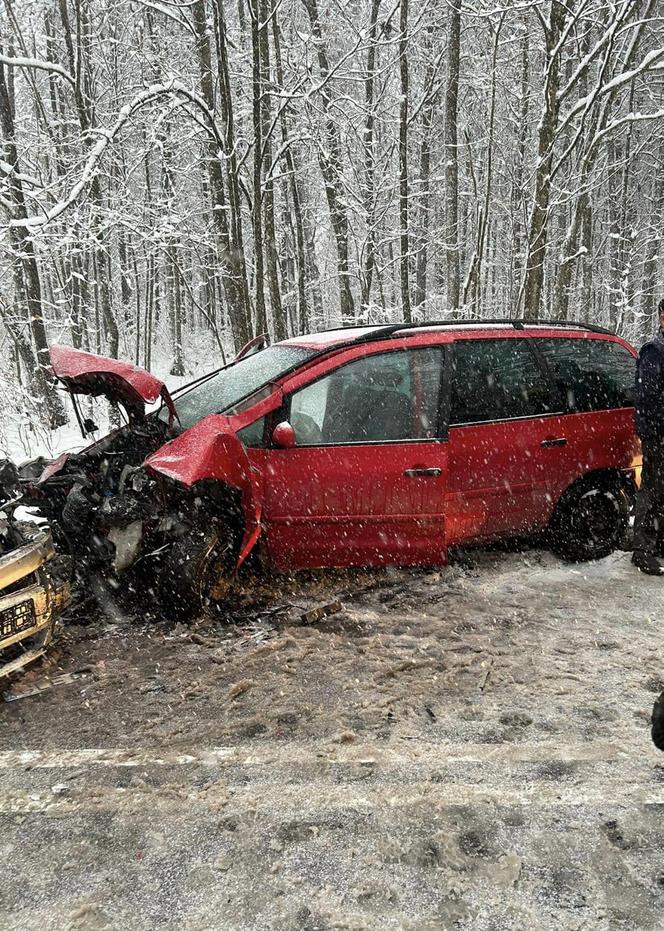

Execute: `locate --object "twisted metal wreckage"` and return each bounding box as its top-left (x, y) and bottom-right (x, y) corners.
top-left (5, 344), bottom-right (265, 632)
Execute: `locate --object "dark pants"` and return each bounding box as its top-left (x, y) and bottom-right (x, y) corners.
top-left (633, 440), bottom-right (664, 554)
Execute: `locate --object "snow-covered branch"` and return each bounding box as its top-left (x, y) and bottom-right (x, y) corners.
top-left (588, 108), bottom-right (664, 155)
top-left (5, 81), bottom-right (221, 231)
top-left (0, 53), bottom-right (75, 88)
top-left (561, 46), bottom-right (664, 132)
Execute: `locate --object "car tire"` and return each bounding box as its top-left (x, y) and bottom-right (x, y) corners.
top-left (652, 692), bottom-right (664, 751)
top-left (549, 477), bottom-right (629, 562)
top-left (159, 528), bottom-right (234, 620)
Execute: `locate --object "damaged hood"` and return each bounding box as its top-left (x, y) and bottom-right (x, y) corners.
top-left (48, 345), bottom-right (177, 420)
top-left (144, 414), bottom-right (253, 490)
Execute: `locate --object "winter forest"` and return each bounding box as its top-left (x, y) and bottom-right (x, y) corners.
top-left (0, 0), bottom-right (663, 448)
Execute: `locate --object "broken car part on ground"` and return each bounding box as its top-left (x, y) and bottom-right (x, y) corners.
top-left (15, 320), bottom-right (641, 621)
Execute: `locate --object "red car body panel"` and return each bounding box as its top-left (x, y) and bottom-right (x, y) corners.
top-left (49, 345), bottom-right (177, 420)
top-left (446, 417), bottom-right (553, 542)
top-left (259, 442), bottom-right (448, 570)
top-left (538, 406), bottom-right (640, 504)
top-left (253, 336), bottom-right (450, 569)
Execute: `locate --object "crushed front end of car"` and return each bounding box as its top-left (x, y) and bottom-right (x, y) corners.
top-left (23, 424), bottom-right (253, 619)
top-left (19, 344), bottom-right (285, 620)
top-left (17, 348), bottom-right (178, 589)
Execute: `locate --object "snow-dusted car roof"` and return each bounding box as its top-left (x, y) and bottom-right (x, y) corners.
top-left (280, 319), bottom-right (626, 353)
top-left (282, 326), bottom-right (386, 350)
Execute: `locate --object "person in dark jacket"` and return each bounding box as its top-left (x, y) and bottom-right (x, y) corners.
top-left (653, 692), bottom-right (664, 750)
top-left (633, 298), bottom-right (664, 575)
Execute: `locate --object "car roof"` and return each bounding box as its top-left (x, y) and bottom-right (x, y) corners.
top-left (282, 327), bottom-right (384, 350)
top-left (280, 320), bottom-right (623, 352)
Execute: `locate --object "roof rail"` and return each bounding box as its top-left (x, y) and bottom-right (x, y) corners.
top-left (317, 318), bottom-right (615, 341)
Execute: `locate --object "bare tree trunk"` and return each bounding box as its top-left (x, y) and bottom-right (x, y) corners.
top-left (249, 0), bottom-right (267, 334)
top-left (132, 251), bottom-right (141, 364)
top-left (512, 27), bottom-right (529, 306)
top-left (360, 0), bottom-right (381, 314)
top-left (211, 0), bottom-right (253, 339)
top-left (301, 0), bottom-right (355, 322)
top-left (640, 142), bottom-right (664, 340)
top-left (169, 247), bottom-right (185, 376)
top-left (259, 0), bottom-right (287, 340)
top-left (303, 209), bottom-right (325, 326)
top-left (58, 0), bottom-right (119, 359)
top-left (413, 32), bottom-right (438, 314)
top-left (615, 98), bottom-right (635, 335)
top-left (522, 0), bottom-right (566, 319)
top-left (444, 0), bottom-right (461, 314)
top-left (272, 10), bottom-right (308, 332)
top-left (606, 139), bottom-right (623, 330)
top-left (398, 0), bottom-right (411, 323)
top-left (144, 251), bottom-right (154, 371)
top-left (579, 199), bottom-right (593, 322)
top-left (463, 15), bottom-right (502, 312)
top-left (193, 0), bottom-right (252, 347)
top-left (0, 58), bottom-right (66, 427)
top-left (0, 299), bottom-right (37, 375)
top-left (553, 190), bottom-right (588, 321)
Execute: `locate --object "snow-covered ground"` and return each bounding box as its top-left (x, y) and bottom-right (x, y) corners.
top-left (1, 547), bottom-right (663, 930)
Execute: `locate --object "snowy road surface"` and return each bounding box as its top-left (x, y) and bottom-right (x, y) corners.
top-left (1, 548), bottom-right (663, 930)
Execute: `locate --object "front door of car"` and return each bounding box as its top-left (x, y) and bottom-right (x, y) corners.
top-left (261, 345), bottom-right (448, 570)
top-left (444, 337), bottom-right (563, 543)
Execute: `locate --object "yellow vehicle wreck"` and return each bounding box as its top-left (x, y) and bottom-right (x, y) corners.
top-left (0, 525), bottom-right (70, 679)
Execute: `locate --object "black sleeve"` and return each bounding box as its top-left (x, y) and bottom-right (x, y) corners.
top-left (637, 347), bottom-right (663, 406)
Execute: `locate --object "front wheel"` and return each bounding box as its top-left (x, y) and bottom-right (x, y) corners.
top-left (159, 528), bottom-right (234, 620)
top-left (548, 478), bottom-right (629, 562)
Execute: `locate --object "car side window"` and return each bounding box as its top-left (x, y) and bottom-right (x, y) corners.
top-left (237, 416), bottom-right (266, 447)
top-left (288, 348), bottom-right (443, 445)
top-left (450, 339), bottom-right (557, 425)
top-left (536, 338), bottom-right (635, 412)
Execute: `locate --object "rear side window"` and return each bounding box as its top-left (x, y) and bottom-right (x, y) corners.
top-left (288, 347), bottom-right (443, 445)
top-left (536, 338), bottom-right (635, 412)
top-left (450, 339), bottom-right (557, 424)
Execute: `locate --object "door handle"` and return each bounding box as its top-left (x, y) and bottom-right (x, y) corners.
top-left (541, 437), bottom-right (567, 448)
top-left (404, 467), bottom-right (442, 477)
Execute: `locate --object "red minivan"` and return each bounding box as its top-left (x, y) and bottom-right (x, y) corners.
top-left (34, 320), bottom-right (641, 616)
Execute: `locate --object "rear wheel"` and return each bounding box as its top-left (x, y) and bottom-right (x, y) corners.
top-left (549, 477), bottom-right (629, 562)
top-left (159, 528), bottom-right (234, 620)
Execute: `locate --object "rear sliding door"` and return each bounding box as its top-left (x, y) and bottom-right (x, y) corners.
top-left (444, 336), bottom-right (563, 543)
top-left (532, 336), bottom-right (639, 505)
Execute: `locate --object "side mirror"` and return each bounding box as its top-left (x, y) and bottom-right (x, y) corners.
top-left (272, 421), bottom-right (296, 449)
top-left (83, 418), bottom-right (99, 435)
